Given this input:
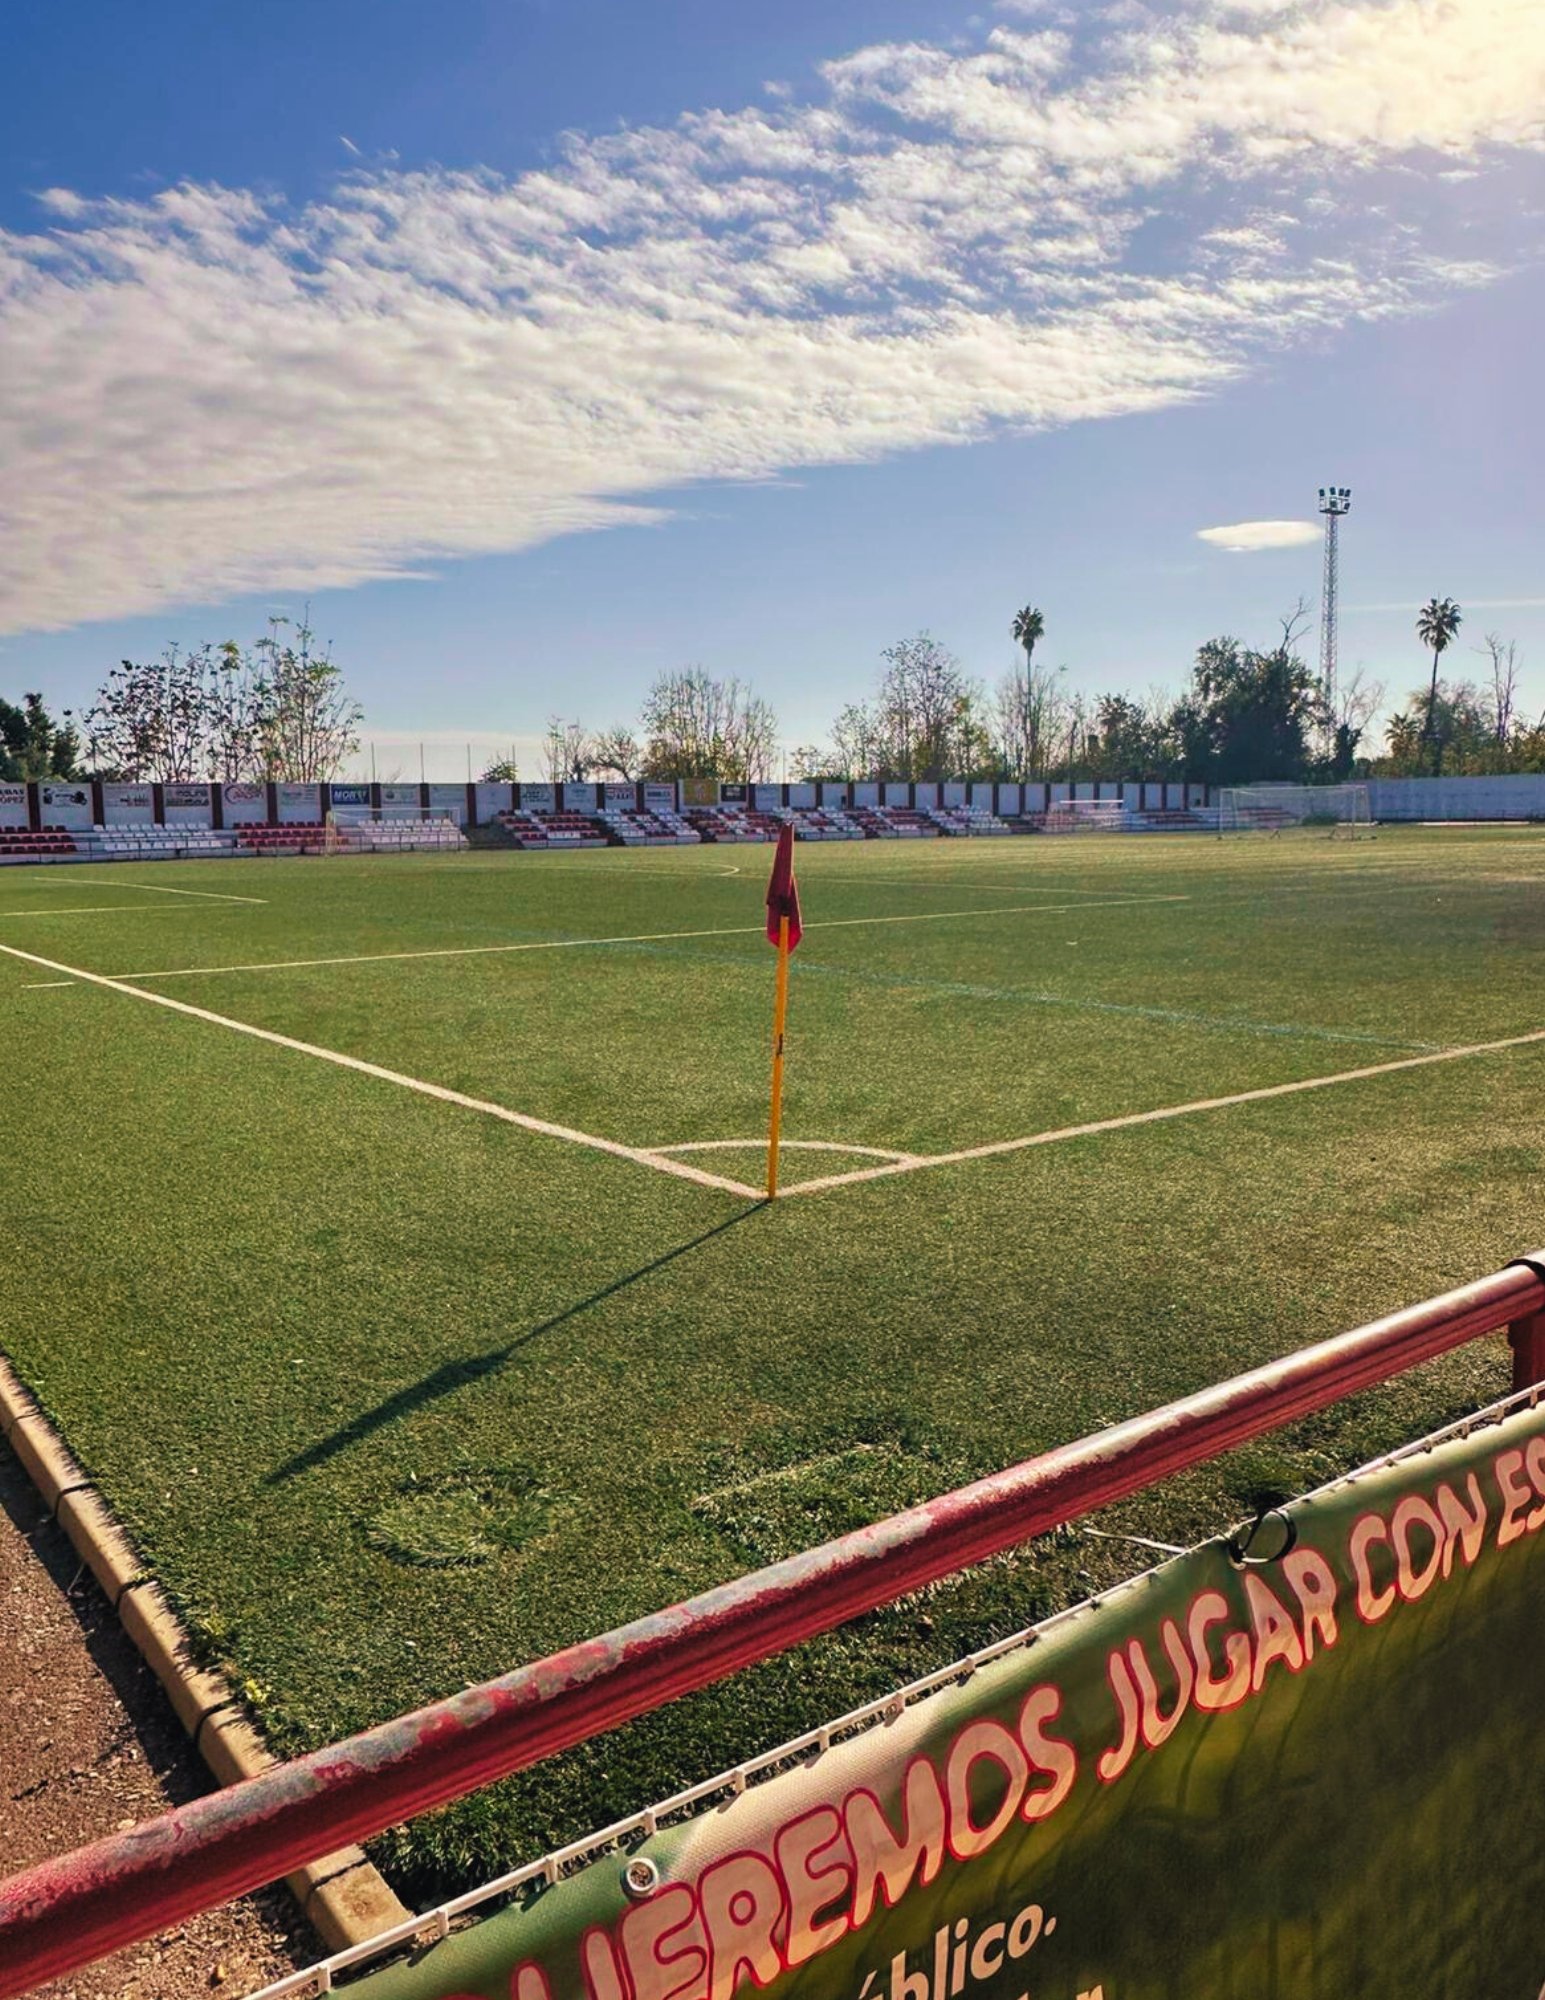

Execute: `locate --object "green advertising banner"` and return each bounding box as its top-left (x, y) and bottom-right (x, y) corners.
top-left (341, 1401), bottom-right (1545, 2000)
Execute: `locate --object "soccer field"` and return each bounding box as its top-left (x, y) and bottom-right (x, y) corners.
top-left (5, 826), bottom-right (1544, 1900)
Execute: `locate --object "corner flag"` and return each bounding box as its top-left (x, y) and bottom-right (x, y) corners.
top-left (764, 824), bottom-right (800, 1197)
top-left (765, 823), bottom-right (802, 950)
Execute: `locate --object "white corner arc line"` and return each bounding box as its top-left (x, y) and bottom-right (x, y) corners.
top-left (1, 906), bottom-right (194, 918)
top-left (653, 1138), bottom-right (922, 1164)
top-left (778, 1028), bottom-right (1545, 1198)
top-left (0, 943), bottom-right (761, 1202)
top-left (113, 896), bottom-right (1189, 982)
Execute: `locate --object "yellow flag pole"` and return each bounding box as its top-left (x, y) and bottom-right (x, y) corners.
top-left (766, 912), bottom-right (791, 1199)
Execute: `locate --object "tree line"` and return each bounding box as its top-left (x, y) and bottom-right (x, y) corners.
top-left (4, 596), bottom-right (1532, 791)
top-left (1, 617), bottom-right (362, 785)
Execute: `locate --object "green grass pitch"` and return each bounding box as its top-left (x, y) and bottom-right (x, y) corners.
top-left (4, 826), bottom-right (1544, 1900)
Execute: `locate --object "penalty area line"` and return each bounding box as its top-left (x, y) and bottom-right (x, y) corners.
top-left (0, 942), bottom-right (761, 1202)
top-left (778, 1025), bottom-right (1545, 1199)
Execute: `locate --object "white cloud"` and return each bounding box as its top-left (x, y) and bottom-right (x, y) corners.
top-left (1, 0), bottom-right (1542, 635)
top-left (1197, 518), bottom-right (1323, 551)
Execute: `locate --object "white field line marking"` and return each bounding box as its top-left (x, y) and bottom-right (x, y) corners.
top-left (0, 906), bottom-right (188, 918)
top-left (773, 1026), bottom-right (1545, 1198)
top-left (114, 895), bottom-right (1188, 982)
top-left (0, 943), bottom-right (762, 1202)
top-left (21, 980), bottom-right (76, 989)
top-left (655, 1138), bottom-right (923, 1164)
top-left (26, 875), bottom-right (267, 905)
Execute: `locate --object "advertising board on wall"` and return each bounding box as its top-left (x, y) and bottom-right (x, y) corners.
top-left (518, 784), bottom-right (556, 814)
top-left (275, 783), bottom-right (321, 824)
top-left (223, 782), bottom-right (268, 825)
top-left (681, 778), bottom-right (718, 808)
top-left (428, 784), bottom-right (468, 825)
top-left (380, 785), bottom-right (422, 814)
top-left (475, 783), bottom-right (513, 823)
top-left (162, 782), bottom-right (212, 825)
top-left (643, 784), bottom-right (677, 813)
top-left (39, 782), bottom-right (93, 827)
top-left (719, 783), bottom-right (748, 804)
top-left (0, 784), bottom-right (28, 828)
top-left (331, 783), bottom-right (371, 807)
top-left (604, 783), bottom-right (637, 807)
top-left (562, 783), bottom-right (598, 812)
top-left (102, 784), bottom-right (154, 825)
top-left (344, 1398), bottom-right (1545, 2000)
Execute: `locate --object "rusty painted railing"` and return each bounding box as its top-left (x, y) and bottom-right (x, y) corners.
top-left (3, 1254), bottom-right (1545, 1996)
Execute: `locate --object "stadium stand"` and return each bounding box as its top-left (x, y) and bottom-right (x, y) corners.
top-left (595, 804), bottom-right (701, 846)
top-left (494, 809), bottom-right (609, 848)
top-left (0, 824), bottom-right (78, 861)
top-left (78, 825), bottom-right (231, 858)
top-left (333, 817), bottom-right (467, 852)
top-left (924, 802), bottom-right (1011, 837)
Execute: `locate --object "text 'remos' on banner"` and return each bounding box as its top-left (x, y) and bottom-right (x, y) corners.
top-left (331, 1399), bottom-right (1545, 2000)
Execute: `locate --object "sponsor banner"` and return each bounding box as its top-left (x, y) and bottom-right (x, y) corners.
top-left (752, 785), bottom-right (784, 812)
top-left (331, 783), bottom-right (371, 807)
top-left (643, 784), bottom-right (678, 813)
top-left (0, 783), bottom-right (28, 828)
top-left (38, 782), bottom-right (93, 827)
top-left (942, 783), bottom-right (968, 807)
top-left (853, 782), bottom-right (879, 807)
top-left (475, 783), bottom-right (513, 822)
top-left (604, 783), bottom-right (638, 808)
top-left (562, 782), bottom-right (598, 812)
top-left (518, 784), bottom-right (557, 815)
top-left (345, 1400), bottom-right (1545, 2000)
top-left (817, 782), bottom-right (850, 809)
top-left (428, 783), bottom-right (469, 825)
top-left (882, 782), bottom-right (910, 806)
top-left (274, 782), bottom-right (321, 824)
top-left (968, 784), bottom-right (994, 811)
top-left (786, 784), bottom-right (816, 810)
top-left (102, 784), bottom-right (155, 825)
top-left (681, 778), bottom-right (718, 808)
top-left (163, 781), bottom-right (212, 824)
top-left (222, 782), bottom-right (269, 825)
top-left (719, 783), bottom-right (749, 805)
top-left (380, 784), bottom-right (422, 811)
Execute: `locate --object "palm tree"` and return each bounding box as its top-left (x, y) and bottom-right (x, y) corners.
top-left (1416, 597), bottom-right (1462, 775)
top-left (1012, 605), bottom-right (1045, 672)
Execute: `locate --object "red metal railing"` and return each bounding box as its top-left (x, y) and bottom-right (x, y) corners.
top-left (3, 1255), bottom-right (1544, 1996)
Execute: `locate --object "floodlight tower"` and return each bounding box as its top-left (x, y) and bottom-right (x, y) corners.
top-left (1317, 484), bottom-right (1351, 734)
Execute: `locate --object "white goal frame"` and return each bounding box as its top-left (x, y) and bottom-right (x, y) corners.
top-left (1215, 784), bottom-right (1371, 839)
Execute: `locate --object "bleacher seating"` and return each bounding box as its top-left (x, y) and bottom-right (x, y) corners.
top-left (926, 804), bottom-right (1011, 837)
top-left (237, 821), bottom-right (329, 851)
top-left (334, 817), bottom-right (467, 851)
top-left (0, 824), bottom-right (78, 860)
top-left (595, 805), bottom-right (701, 846)
top-left (79, 824), bottom-right (231, 857)
top-left (494, 810), bottom-right (609, 849)
top-left (789, 807), bottom-right (864, 840)
top-left (684, 805), bottom-right (779, 843)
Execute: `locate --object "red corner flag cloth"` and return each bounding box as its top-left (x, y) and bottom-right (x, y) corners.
top-left (765, 822), bottom-right (802, 950)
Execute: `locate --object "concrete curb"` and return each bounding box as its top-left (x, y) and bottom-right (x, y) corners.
top-left (0, 1352), bottom-right (411, 1952)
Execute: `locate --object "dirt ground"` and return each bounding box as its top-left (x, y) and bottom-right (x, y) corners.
top-left (0, 1444), bottom-right (316, 1999)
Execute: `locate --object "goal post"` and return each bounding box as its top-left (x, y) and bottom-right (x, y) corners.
top-left (1215, 783), bottom-right (1371, 838)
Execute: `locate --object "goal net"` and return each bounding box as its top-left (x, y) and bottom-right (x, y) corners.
top-left (1042, 798), bottom-right (1126, 835)
top-left (1215, 784), bottom-right (1371, 837)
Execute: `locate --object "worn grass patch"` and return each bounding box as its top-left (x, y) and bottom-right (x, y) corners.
top-left (3, 827), bottom-right (1543, 1899)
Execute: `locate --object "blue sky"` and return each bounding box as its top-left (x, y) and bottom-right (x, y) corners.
top-left (2, 0), bottom-right (1542, 775)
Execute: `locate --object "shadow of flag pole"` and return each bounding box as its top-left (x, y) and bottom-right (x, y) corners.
top-left (764, 824), bottom-right (802, 1198)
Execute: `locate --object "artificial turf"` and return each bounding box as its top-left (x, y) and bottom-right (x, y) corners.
top-left (3, 826), bottom-right (1544, 1900)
